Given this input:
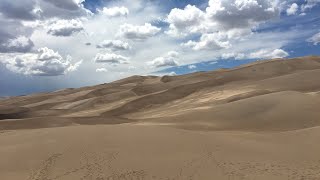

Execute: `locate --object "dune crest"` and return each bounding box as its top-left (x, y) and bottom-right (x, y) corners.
top-left (1, 56), bottom-right (320, 180)
top-left (1, 56), bottom-right (320, 131)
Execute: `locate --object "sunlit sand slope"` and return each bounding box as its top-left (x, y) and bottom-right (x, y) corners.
top-left (1, 56), bottom-right (320, 180)
top-left (1, 56), bottom-right (320, 131)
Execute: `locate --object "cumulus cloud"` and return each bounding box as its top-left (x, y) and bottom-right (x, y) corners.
top-left (94, 53), bottom-right (130, 64)
top-left (96, 68), bottom-right (108, 72)
top-left (47, 19), bottom-right (84, 36)
top-left (2, 47), bottom-right (82, 76)
top-left (287, 3), bottom-right (299, 15)
top-left (38, 0), bottom-right (90, 19)
top-left (0, 36), bottom-right (34, 53)
top-left (167, 71), bottom-right (177, 76)
top-left (117, 23), bottom-right (161, 40)
top-left (100, 6), bottom-right (129, 17)
top-left (164, 0), bottom-right (281, 64)
top-left (307, 32), bottom-right (320, 45)
top-left (188, 65), bottom-right (197, 69)
top-left (0, 0), bottom-right (89, 21)
top-left (248, 49), bottom-right (289, 59)
top-left (302, 0), bottom-right (320, 11)
top-left (147, 51), bottom-right (179, 68)
top-left (96, 40), bottom-right (131, 51)
top-left (182, 33), bottom-right (231, 51)
top-left (219, 49), bottom-right (289, 60)
top-left (221, 52), bottom-right (245, 60)
top-left (42, 0), bottom-right (85, 11)
top-left (166, 0), bottom-right (279, 39)
top-left (0, 0), bottom-right (41, 20)
top-left (0, 18), bottom-right (35, 53)
top-left (166, 5), bottom-right (205, 37)
top-left (206, 0), bottom-right (279, 30)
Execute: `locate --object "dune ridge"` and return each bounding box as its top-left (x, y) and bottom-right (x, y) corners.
top-left (1, 56), bottom-right (320, 131)
top-left (1, 56), bottom-right (320, 180)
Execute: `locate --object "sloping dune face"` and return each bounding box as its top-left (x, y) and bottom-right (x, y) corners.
top-left (2, 56), bottom-right (320, 180)
top-left (1, 56), bottom-right (320, 131)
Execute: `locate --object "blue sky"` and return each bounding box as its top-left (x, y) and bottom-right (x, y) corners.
top-left (0, 0), bottom-right (320, 96)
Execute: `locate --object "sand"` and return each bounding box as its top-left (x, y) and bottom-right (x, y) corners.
top-left (1, 125), bottom-right (320, 180)
top-left (1, 56), bottom-right (320, 179)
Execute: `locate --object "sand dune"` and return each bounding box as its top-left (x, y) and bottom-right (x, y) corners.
top-left (1, 56), bottom-right (320, 130)
top-left (146, 91), bottom-right (320, 131)
top-left (1, 56), bottom-right (320, 179)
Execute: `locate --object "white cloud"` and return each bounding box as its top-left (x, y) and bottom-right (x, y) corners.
top-left (39, 0), bottom-right (91, 19)
top-left (166, 0), bottom-right (279, 39)
top-left (67, 59), bottom-right (82, 72)
top-left (221, 52), bottom-right (245, 60)
top-left (302, 0), bottom-right (320, 11)
top-left (117, 23), bottom-right (161, 40)
top-left (188, 65), bottom-right (197, 69)
top-left (100, 6), bottom-right (129, 17)
top-left (248, 49), bottom-right (289, 59)
top-left (47, 19), bottom-right (84, 36)
top-left (219, 48), bottom-right (289, 60)
top-left (182, 33), bottom-right (231, 51)
top-left (0, 0), bottom-right (41, 20)
top-left (167, 71), bottom-right (177, 76)
top-left (96, 40), bottom-right (131, 51)
top-left (147, 51), bottom-right (179, 68)
top-left (206, 0), bottom-right (279, 30)
top-left (43, 0), bottom-right (85, 11)
top-left (209, 61), bottom-right (218, 65)
top-left (287, 3), bottom-right (299, 15)
top-left (0, 18), bottom-right (35, 53)
top-left (166, 5), bottom-right (205, 37)
top-left (94, 53), bottom-right (130, 64)
top-left (167, 50), bottom-right (179, 57)
top-left (2, 47), bottom-right (82, 76)
top-left (307, 32), bottom-right (320, 45)
top-left (96, 68), bottom-right (108, 72)
top-left (0, 36), bottom-right (34, 53)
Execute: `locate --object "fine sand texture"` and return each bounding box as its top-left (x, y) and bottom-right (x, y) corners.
top-left (1, 56), bottom-right (320, 180)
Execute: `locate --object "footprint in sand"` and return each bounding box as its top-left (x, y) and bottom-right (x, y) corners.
top-left (27, 153), bottom-right (62, 180)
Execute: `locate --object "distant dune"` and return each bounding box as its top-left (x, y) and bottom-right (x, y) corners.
top-left (1, 56), bottom-right (320, 180)
top-left (1, 56), bottom-right (320, 131)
